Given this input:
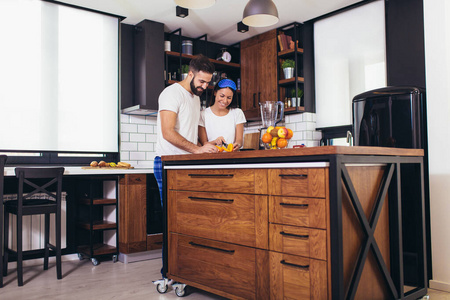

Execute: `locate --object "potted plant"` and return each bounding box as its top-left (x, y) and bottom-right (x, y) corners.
top-left (181, 64), bottom-right (189, 80)
top-left (290, 88), bottom-right (303, 107)
top-left (281, 59), bottom-right (295, 79)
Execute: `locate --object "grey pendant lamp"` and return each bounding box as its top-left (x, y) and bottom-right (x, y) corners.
top-left (174, 0), bottom-right (215, 9)
top-left (242, 0), bottom-right (279, 27)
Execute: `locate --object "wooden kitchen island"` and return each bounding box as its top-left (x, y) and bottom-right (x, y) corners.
top-left (160, 146), bottom-right (428, 300)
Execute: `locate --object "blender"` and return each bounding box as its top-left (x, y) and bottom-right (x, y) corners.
top-left (259, 101), bottom-right (285, 149)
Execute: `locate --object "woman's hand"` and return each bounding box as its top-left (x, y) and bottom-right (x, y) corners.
top-left (212, 136), bottom-right (226, 146)
top-left (233, 142), bottom-right (241, 151)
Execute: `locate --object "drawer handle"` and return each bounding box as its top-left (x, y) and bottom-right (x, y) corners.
top-left (189, 242), bottom-right (235, 253)
top-left (188, 174), bottom-right (234, 178)
top-left (188, 196), bottom-right (234, 203)
top-left (280, 260), bottom-right (309, 269)
top-left (280, 231), bottom-right (309, 239)
top-left (279, 203), bottom-right (308, 208)
top-left (279, 174), bottom-right (308, 179)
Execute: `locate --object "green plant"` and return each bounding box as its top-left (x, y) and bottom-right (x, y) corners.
top-left (291, 89), bottom-right (303, 98)
top-left (181, 64), bottom-right (189, 74)
top-left (281, 59), bottom-right (295, 69)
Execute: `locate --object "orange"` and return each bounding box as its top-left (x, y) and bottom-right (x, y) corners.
top-left (277, 138), bottom-right (288, 148)
top-left (262, 132), bottom-right (272, 144)
top-left (286, 128), bottom-right (294, 139)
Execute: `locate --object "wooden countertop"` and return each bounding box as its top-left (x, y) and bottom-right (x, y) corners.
top-left (161, 146), bottom-right (424, 162)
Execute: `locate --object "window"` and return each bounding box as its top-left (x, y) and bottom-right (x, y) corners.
top-left (0, 0), bottom-right (121, 164)
top-left (314, 0), bottom-right (386, 128)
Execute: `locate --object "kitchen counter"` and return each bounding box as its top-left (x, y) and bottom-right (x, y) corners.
top-left (4, 166), bottom-right (153, 176)
top-left (161, 145), bottom-right (424, 163)
top-left (161, 146), bottom-right (427, 300)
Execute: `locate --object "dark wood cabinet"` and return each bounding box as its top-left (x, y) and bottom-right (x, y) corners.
top-left (240, 30), bottom-right (278, 120)
top-left (119, 174), bottom-right (147, 253)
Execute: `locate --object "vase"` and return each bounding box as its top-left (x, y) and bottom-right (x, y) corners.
top-left (283, 67), bottom-right (294, 79)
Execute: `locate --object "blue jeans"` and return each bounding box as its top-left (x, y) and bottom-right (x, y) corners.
top-left (153, 156), bottom-right (165, 277)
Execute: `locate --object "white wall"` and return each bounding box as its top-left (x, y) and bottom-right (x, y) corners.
top-left (423, 0), bottom-right (450, 292)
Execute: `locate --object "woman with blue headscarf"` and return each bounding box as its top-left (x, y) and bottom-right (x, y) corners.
top-left (198, 78), bottom-right (246, 151)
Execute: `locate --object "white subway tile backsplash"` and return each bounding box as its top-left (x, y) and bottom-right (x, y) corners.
top-left (120, 152), bottom-right (129, 161)
top-left (120, 114), bottom-right (130, 124)
top-left (306, 122), bottom-right (316, 131)
top-left (138, 124), bottom-right (153, 134)
top-left (130, 151), bottom-right (146, 160)
top-left (146, 134), bottom-right (158, 143)
top-left (129, 115), bottom-right (146, 124)
top-left (304, 131), bottom-right (313, 140)
top-left (121, 123), bottom-right (138, 133)
top-left (138, 143), bottom-right (153, 152)
top-left (121, 132), bottom-right (130, 142)
top-left (146, 152), bottom-right (157, 161)
top-left (146, 117), bottom-right (157, 125)
top-left (287, 113), bottom-right (303, 123)
top-left (296, 122), bottom-right (307, 131)
top-left (120, 142), bottom-right (138, 151)
top-left (130, 133), bottom-right (146, 142)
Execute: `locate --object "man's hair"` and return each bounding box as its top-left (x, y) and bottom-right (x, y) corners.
top-left (189, 54), bottom-right (215, 74)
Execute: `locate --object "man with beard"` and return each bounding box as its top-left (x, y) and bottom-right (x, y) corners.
top-left (155, 54), bottom-right (217, 157)
top-left (153, 54), bottom-right (217, 283)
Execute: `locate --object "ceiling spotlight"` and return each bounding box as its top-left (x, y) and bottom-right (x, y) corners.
top-left (242, 0), bottom-right (279, 27)
top-left (176, 6), bottom-right (189, 18)
top-left (237, 21), bottom-right (249, 33)
top-left (174, 0), bottom-right (215, 9)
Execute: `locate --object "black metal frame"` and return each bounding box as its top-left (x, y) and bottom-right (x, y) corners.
top-left (162, 152), bottom-right (427, 299)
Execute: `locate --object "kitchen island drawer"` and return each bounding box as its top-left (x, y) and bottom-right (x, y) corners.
top-left (168, 190), bottom-right (268, 249)
top-left (268, 168), bottom-right (326, 198)
top-left (269, 224), bottom-right (327, 260)
top-left (270, 251), bottom-right (328, 300)
top-left (169, 233), bottom-right (268, 300)
top-left (269, 196), bottom-right (327, 229)
top-left (167, 169), bottom-right (267, 194)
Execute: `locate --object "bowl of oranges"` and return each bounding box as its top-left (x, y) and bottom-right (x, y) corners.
top-left (261, 126), bottom-right (293, 149)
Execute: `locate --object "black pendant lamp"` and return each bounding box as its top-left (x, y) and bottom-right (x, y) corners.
top-left (242, 0), bottom-right (279, 27)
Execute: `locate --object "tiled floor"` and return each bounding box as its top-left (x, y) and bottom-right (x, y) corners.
top-left (0, 257), bottom-right (449, 299)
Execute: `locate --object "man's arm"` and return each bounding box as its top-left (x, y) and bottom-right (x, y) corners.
top-left (160, 110), bottom-right (217, 154)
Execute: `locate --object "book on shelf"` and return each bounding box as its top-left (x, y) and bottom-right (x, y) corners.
top-left (277, 34), bottom-right (284, 51)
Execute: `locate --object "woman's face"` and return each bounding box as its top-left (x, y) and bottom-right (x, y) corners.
top-left (214, 87), bottom-right (234, 109)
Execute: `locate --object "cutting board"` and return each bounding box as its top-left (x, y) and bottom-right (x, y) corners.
top-left (243, 132), bottom-right (260, 150)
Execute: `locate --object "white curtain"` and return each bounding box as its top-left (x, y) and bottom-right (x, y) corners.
top-left (0, 0), bottom-right (119, 152)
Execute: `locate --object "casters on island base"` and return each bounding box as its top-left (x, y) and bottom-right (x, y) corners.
top-left (152, 279), bottom-right (187, 296)
top-left (173, 283), bottom-right (187, 297)
top-left (90, 258), bottom-right (99, 266)
top-left (153, 278), bottom-right (169, 294)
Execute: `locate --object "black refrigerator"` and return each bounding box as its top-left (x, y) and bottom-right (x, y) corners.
top-left (352, 86), bottom-right (430, 288)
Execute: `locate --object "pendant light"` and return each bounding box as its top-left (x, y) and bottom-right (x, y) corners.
top-left (242, 0), bottom-right (279, 27)
top-left (174, 0), bottom-right (215, 9)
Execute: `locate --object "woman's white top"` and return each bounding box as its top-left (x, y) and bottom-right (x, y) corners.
top-left (199, 107), bottom-right (246, 144)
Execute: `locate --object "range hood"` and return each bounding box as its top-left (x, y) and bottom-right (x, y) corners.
top-left (120, 20), bottom-right (165, 116)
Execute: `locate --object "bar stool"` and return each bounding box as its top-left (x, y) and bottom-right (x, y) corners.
top-left (0, 155), bottom-right (6, 288)
top-left (3, 167), bottom-right (64, 286)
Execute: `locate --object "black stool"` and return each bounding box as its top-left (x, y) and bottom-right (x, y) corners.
top-left (3, 167), bottom-right (64, 286)
top-left (0, 155), bottom-right (6, 288)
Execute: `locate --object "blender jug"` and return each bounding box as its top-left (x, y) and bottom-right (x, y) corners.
top-left (259, 101), bottom-right (284, 128)
top-left (259, 101), bottom-right (284, 149)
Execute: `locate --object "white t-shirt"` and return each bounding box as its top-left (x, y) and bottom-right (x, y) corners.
top-left (199, 107), bottom-right (246, 144)
top-left (155, 83), bottom-right (200, 156)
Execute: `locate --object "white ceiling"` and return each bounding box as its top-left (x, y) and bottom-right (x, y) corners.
top-left (58, 0), bottom-right (362, 45)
